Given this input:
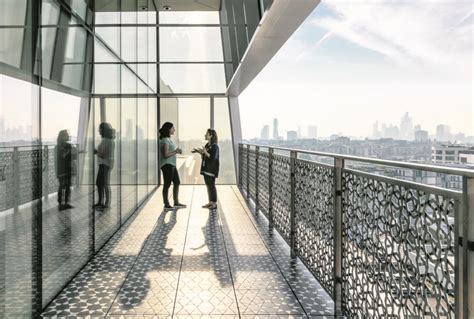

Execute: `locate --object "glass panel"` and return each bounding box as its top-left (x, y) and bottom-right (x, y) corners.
top-left (0, 75), bottom-right (39, 317)
top-left (137, 27), bottom-right (155, 62)
top-left (0, 0), bottom-right (27, 26)
top-left (121, 11), bottom-right (137, 24)
top-left (121, 98), bottom-right (137, 220)
top-left (41, 28), bottom-right (57, 79)
top-left (121, 65), bottom-right (138, 94)
top-left (214, 97), bottom-right (236, 184)
top-left (160, 98), bottom-right (210, 184)
top-left (68, 0), bottom-right (89, 23)
top-left (159, 12), bottom-right (220, 24)
top-left (40, 88), bottom-right (90, 307)
top-left (148, 98), bottom-right (158, 189)
top-left (62, 64), bottom-right (85, 90)
top-left (160, 27), bottom-right (224, 62)
top-left (0, 29), bottom-right (25, 68)
top-left (94, 39), bottom-right (120, 63)
top-left (159, 64), bottom-right (226, 94)
top-left (137, 98), bottom-right (148, 204)
top-left (94, 98), bottom-right (120, 251)
top-left (137, 11), bottom-right (156, 24)
top-left (94, 64), bottom-right (120, 94)
top-left (121, 27), bottom-right (137, 62)
top-left (96, 27), bottom-right (121, 58)
top-left (94, 0), bottom-right (119, 24)
top-left (42, 0), bottom-right (60, 25)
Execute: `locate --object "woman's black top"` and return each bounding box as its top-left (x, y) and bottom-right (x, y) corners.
top-left (55, 143), bottom-right (73, 178)
top-left (200, 143), bottom-right (219, 178)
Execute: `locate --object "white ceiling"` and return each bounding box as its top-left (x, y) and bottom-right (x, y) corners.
top-left (95, 0), bottom-right (221, 12)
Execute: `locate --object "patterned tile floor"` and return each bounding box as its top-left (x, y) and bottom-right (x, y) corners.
top-left (41, 185), bottom-right (334, 318)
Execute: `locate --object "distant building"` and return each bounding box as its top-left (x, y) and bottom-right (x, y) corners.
top-left (431, 144), bottom-right (469, 164)
top-left (308, 125), bottom-right (318, 139)
top-left (436, 124), bottom-right (451, 142)
top-left (414, 130), bottom-right (429, 142)
top-left (459, 150), bottom-right (474, 167)
top-left (372, 121), bottom-right (380, 139)
top-left (273, 118), bottom-right (279, 140)
top-left (287, 130), bottom-right (298, 140)
top-left (400, 112), bottom-right (414, 140)
top-left (260, 125), bottom-right (270, 140)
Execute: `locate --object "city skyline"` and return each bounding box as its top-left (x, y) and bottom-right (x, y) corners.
top-left (254, 111), bottom-right (473, 142)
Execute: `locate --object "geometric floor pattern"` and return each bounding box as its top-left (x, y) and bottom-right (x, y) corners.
top-left (41, 185), bottom-right (335, 318)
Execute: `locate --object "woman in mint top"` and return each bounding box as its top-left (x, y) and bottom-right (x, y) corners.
top-left (159, 122), bottom-right (186, 210)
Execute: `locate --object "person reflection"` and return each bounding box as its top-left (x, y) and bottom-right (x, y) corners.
top-left (94, 122), bottom-right (115, 211)
top-left (55, 130), bottom-right (76, 211)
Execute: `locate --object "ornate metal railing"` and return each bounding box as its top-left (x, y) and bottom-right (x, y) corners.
top-left (238, 143), bottom-right (474, 318)
top-left (0, 145), bottom-right (79, 212)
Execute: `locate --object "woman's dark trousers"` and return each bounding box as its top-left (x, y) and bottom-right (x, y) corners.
top-left (96, 164), bottom-right (111, 206)
top-left (204, 175), bottom-right (217, 202)
top-left (58, 176), bottom-right (71, 205)
top-left (161, 164), bottom-right (180, 206)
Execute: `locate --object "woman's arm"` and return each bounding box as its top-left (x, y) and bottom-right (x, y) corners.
top-left (203, 144), bottom-right (218, 159)
top-left (163, 143), bottom-right (180, 158)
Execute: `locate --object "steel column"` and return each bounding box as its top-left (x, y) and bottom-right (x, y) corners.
top-left (255, 145), bottom-right (260, 212)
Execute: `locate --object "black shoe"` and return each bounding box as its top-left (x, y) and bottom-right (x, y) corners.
top-left (64, 204), bottom-right (74, 209)
top-left (93, 203), bottom-right (103, 208)
top-left (174, 202), bottom-right (187, 208)
top-left (58, 204), bottom-right (66, 211)
top-left (164, 205), bottom-right (174, 211)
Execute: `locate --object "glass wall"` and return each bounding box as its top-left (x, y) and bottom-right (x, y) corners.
top-left (0, 1), bottom-right (160, 317)
top-left (1, 0), bottom-right (240, 315)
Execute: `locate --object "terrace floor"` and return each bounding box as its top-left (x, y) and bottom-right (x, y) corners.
top-left (40, 185), bottom-right (334, 318)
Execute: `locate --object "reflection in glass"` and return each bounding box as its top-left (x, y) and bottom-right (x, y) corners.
top-left (40, 88), bottom-right (90, 308)
top-left (94, 98), bottom-right (120, 251)
top-left (121, 98), bottom-right (137, 220)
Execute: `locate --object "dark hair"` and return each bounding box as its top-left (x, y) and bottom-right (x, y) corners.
top-left (57, 129), bottom-right (69, 145)
top-left (99, 122), bottom-right (115, 139)
top-left (159, 122), bottom-right (174, 139)
top-left (207, 129), bottom-right (218, 145)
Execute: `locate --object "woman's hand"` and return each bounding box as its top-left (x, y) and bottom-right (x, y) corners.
top-left (176, 148), bottom-right (183, 155)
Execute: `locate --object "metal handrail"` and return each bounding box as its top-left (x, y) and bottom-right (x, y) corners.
top-left (240, 142), bottom-right (474, 177)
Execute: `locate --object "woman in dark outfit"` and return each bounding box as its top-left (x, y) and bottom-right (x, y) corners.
top-left (94, 122), bottom-right (115, 210)
top-left (193, 129), bottom-right (220, 209)
top-left (55, 130), bottom-right (75, 210)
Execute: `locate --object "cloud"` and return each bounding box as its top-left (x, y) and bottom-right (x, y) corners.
top-left (304, 0), bottom-right (473, 71)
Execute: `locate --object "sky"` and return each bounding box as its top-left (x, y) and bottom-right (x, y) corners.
top-left (239, 0), bottom-right (474, 139)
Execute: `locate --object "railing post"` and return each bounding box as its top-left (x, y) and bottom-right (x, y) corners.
top-left (268, 147), bottom-right (274, 230)
top-left (290, 150), bottom-right (297, 258)
top-left (13, 147), bottom-right (19, 213)
top-left (246, 144), bottom-right (250, 200)
top-left (255, 146), bottom-right (260, 212)
top-left (43, 145), bottom-right (49, 201)
top-left (464, 176), bottom-right (474, 318)
top-left (334, 157), bottom-right (344, 316)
